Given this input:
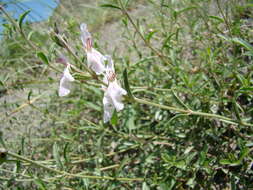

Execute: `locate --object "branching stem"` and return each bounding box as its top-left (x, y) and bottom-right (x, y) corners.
top-left (5, 151), bottom-right (143, 182)
top-left (134, 97), bottom-right (253, 127)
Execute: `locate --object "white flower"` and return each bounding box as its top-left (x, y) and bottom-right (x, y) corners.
top-left (87, 48), bottom-right (106, 75)
top-left (80, 23), bottom-right (106, 75)
top-left (102, 57), bottom-right (127, 123)
top-left (59, 64), bottom-right (75, 97)
top-left (80, 23), bottom-right (91, 50)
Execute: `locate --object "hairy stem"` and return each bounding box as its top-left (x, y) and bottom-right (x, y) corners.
top-left (5, 150), bottom-right (143, 182)
top-left (134, 97), bottom-right (253, 127)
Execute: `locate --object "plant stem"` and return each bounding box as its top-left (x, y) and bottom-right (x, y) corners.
top-left (134, 97), bottom-right (253, 127)
top-left (5, 151), bottom-right (143, 182)
top-left (117, 0), bottom-right (170, 65)
top-left (0, 6), bottom-right (37, 49)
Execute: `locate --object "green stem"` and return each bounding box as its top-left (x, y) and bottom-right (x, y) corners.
top-left (0, 6), bottom-right (37, 49)
top-left (6, 151), bottom-right (143, 182)
top-left (134, 97), bottom-right (253, 127)
top-left (117, 0), bottom-right (170, 65)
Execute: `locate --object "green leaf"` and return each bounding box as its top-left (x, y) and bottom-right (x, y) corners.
top-left (172, 90), bottom-right (189, 110)
top-left (63, 142), bottom-right (69, 163)
top-left (34, 178), bottom-right (47, 190)
top-left (218, 35), bottom-right (253, 56)
top-left (110, 111), bottom-right (118, 126)
top-left (208, 15), bottom-right (224, 22)
top-left (123, 69), bottom-right (134, 100)
top-left (100, 4), bottom-right (121, 10)
top-left (177, 6), bottom-right (197, 16)
top-left (37, 52), bottom-right (49, 65)
top-left (231, 37), bottom-right (253, 54)
top-left (27, 90), bottom-right (32, 101)
top-left (125, 0), bottom-right (130, 7)
top-left (175, 160), bottom-right (186, 170)
top-left (142, 182), bottom-right (150, 190)
top-left (219, 159), bottom-right (232, 165)
top-left (199, 145), bottom-right (208, 165)
top-left (126, 116), bottom-right (136, 131)
top-left (53, 143), bottom-right (63, 170)
top-left (27, 31), bottom-right (35, 40)
top-left (232, 98), bottom-right (242, 121)
top-left (19, 10), bottom-right (31, 30)
top-left (51, 34), bottom-right (65, 47)
top-left (145, 30), bottom-right (157, 42)
top-left (84, 101), bottom-right (101, 111)
top-left (239, 147), bottom-right (250, 162)
top-left (186, 177), bottom-right (196, 188)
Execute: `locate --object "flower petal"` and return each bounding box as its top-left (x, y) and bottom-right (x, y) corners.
top-left (87, 48), bottom-right (106, 75)
top-left (59, 65), bottom-right (74, 97)
top-left (59, 77), bottom-right (71, 97)
top-left (107, 81), bottom-right (126, 112)
top-left (103, 96), bottom-right (114, 123)
top-left (80, 23), bottom-right (92, 49)
top-left (63, 65), bottom-right (75, 82)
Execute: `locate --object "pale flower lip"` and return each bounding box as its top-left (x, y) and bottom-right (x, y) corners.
top-left (80, 23), bottom-right (106, 75)
top-left (87, 48), bottom-right (106, 75)
top-left (59, 64), bottom-right (75, 97)
top-left (103, 80), bottom-right (127, 123)
top-left (102, 57), bottom-right (127, 123)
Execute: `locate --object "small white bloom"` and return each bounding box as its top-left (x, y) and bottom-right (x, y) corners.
top-left (80, 23), bottom-right (92, 50)
top-left (102, 57), bottom-right (127, 123)
top-left (80, 23), bottom-right (106, 75)
top-left (87, 48), bottom-right (106, 75)
top-left (59, 64), bottom-right (75, 97)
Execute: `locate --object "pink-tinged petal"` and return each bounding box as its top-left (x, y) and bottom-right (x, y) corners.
top-left (58, 65), bottom-right (74, 97)
top-left (87, 48), bottom-right (106, 75)
top-left (80, 23), bottom-right (92, 49)
top-left (103, 96), bottom-right (114, 123)
top-left (107, 81), bottom-right (126, 112)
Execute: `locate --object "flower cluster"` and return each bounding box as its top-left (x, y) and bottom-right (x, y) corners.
top-left (58, 23), bottom-right (127, 123)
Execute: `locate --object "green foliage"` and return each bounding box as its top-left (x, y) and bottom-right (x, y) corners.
top-left (0, 0), bottom-right (253, 189)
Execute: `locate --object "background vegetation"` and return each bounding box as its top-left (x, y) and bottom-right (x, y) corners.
top-left (0, 0), bottom-right (253, 189)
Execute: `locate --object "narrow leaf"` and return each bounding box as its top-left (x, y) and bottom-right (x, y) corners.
top-left (27, 31), bottom-right (34, 40)
top-left (171, 90), bottom-right (189, 110)
top-left (34, 178), bottom-right (47, 190)
top-left (37, 52), bottom-right (49, 65)
top-left (123, 69), bottom-right (134, 100)
top-left (19, 10), bottom-right (31, 30)
top-left (53, 143), bottom-right (63, 169)
top-left (218, 35), bottom-right (253, 55)
top-left (100, 4), bottom-right (121, 10)
top-left (145, 30), bottom-right (157, 42)
top-left (232, 98), bottom-right (242, 121)
top-left (208, 15), bottom-right (224, 22)
top-left (231, 37), bottom-right (253, 55)
top-left (142, 182), bottom-right (150, 190)
top-left (63, 142), bottom-right (69, 163)
top-left (177, 6), bottom-right (197, 15)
